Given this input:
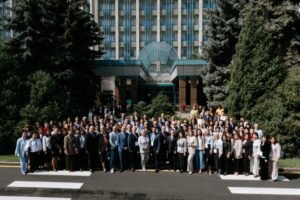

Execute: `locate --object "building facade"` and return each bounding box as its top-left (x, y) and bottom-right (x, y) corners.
top-left (92, 0), bottom-right (213, 110)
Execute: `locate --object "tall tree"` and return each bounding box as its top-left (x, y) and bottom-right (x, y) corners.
top-left (6, 0), bottom-right (55, 71)
top-left (202, 0), bottom-right (250, 107)
top-left (59, 0), bottom-right (103, 115)
top-left (225, 10), bottom-right (286, 119)
top-left (0, 46), bottom-right (25, 153)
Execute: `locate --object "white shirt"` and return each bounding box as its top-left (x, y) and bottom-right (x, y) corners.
top-left (138, 136), bottom-right (150, 153)
top-left (42, 135), bottom-right (51, 152)
top-left (196, 136), bottom-right (204, 150)
top-left (177, 138), bottom-right (187, 154)
top-left (213, 139), bottom-right (223, 156)
top-left (25, 138), bottom-right (42, 153)
top-left (252, 139), bottom-right (261, 157)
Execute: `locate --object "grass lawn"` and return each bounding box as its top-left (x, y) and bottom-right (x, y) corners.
top-left (278, 158), bottom-right (300, 168)
top-left (0, 154), bottom-right (19, 162)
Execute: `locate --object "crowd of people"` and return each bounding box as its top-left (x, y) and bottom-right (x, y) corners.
top-left (15, 105), bottom-right (282, 181)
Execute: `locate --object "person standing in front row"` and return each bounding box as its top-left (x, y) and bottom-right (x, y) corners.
top-left (260, 135), bottom-right (271, 180)
top-left (187, 129), bottom-right (197, 174)
top-left (167, 129), bottom-right (177, 171)
top-left (109, 126), bottom-right (118, 173)
top-left (85, 126), bottom-right (99, 173)
top-left (177, 131), bottom-right (187, 173)
top-left (117, 126), bottom-right (129, 172)
top-left (252, 132), bottom-right (261, 177)
top-left (243, 133), bottom-right (252, 176)
top-left (25, 132), bottom-right (42, 173)
top-left (233, 134), bottom-right (243, 175)
top-left (196, 129), bottom-right (205, 174)
top-left (153, 128), bottom-right (161, 173)
top-left (49, 127), bottom-right (61, 171)
top-left (128, 125), bottom-right (138, 172)
top-left (15, 131), bottom-right (28, 175)
top-left (64, 130), bottom-right (77, 172)
top-left (213, 133), bottom-right (223, 175)
top-left (270, 136), bottom-right (281, 182)
top-left (138, 129), bottom-right (150, 171)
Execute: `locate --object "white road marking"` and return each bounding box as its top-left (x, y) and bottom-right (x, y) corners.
top-left (228, 187), bottom-right (300, 195)
top-left (29, 170), bottom-right (91, 177)
top-left (0, 197), bottom-right (71, 200)
top-left (8, 181), bottom-right (83, 190)
top-left (220, 175), bottom-right (289, 181)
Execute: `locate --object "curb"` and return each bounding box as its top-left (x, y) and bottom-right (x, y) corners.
top-left (0, 161), bottom-right (300, 173)
top-left (0, 161), bottom-right (19, 166)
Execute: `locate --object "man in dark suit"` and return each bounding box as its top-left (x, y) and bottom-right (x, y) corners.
top-left (160, 126), bottom-right (169, 166)
top-left (152, 128), bottom-right (161, 173)
top-left (127, 125), bottom-right (138, 171)
top-left (167, 129), bottom-right (177, 171)
top-left (117, 126), bottom-right (129, 172)
top-left (85, 126), bottom-right (99, 172)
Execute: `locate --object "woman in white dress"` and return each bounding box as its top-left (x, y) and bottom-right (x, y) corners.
top-left (186, 129), bottom-right (198, 174)
top-left (138, 129), bottom-right (150, 171)
top-left (270, 136), bottom-right (281, 181)
top-left (252, 132), bottom-right (261, 177)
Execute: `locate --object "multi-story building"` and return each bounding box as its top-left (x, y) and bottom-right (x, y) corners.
top-left (0, 0), bottom-right (12, 42)
top-left (92, 0), bottom-right (214, 110)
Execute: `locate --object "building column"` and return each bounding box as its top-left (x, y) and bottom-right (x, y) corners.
top-left (95, 0), bottom-right (99, 51)
top-left (190, 79), bottom-right (198, 107)
top-left (198, 0), bottom-right (203, 56)
top-left (177, 0), bottom-right (182, 59)
top-left (157, 0), bottom-right (160, 42)
top-left (115, 0), bottom-right (119, 59)
top-left (136, 0), bottom-right (140, 58)
top-left (179, 77), bottom-right (186, 112)
top-left (115, 78), bottom-right (120, 106)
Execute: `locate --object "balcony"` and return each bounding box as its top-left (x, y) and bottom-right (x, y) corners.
top-left (173, 9), bottom-right (178, 15)
top-left (173, 41), bottom-right (178, 47)
top-left (194, 9), bottom-right (199, 14)
top-left (161, 25), bottom-right (166, 31)
top-left (152, 26), bottom-right (157, 31)
top-left (173, 25), bottom-right (178, 31)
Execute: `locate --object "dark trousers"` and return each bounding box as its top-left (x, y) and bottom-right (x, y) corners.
top-left (260, 158), bottom-right (269, 180)
top-left (221, 154), bottom-right (229, 173)
top-left (178, 153), bottom-right (185, 172)
top-left (128, 150), bottom-right (137, 170)
top-left (243, 154), bottom-right (251, 173)
top-left (214, 153), bottom-right (220, 171)
top-left (88, 151), bottom-right (98, 171)
top-left (79, 148), bottom-right (88, 170)
top-left (235, 158), bottom-right (243, 174)
top-left (66, 155), bottom-right (75, 171)
top-left (154, 152), bottom-right (160, 171)
top-left (119, 149), bottom-right (128, 170)
top-left (168, 152), bottom-right (176, 170)
top-left (29, 152), bottom-right (39, 172)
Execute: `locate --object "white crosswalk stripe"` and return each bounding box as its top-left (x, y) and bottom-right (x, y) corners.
top-left (220, 174), bottom-right (289, 181)
top-left (228, 187), bottom-right (300, 195)
top-left (8, 181), bottom-right (83, 190)
top-left (28, 170), bottom-right (92, 177)
top-left (0, 196), bottom-right (71, 200)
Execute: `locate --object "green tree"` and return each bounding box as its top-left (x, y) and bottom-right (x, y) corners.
top-left (19, 71), bottom-right (67, 125)
top-left (146, 93), bottom-right (174, 118)
top-left (57, 0), bottom-right (103, 115)
top-left (202, 0), bottom-right (250, 107)
top-left (0, 46), bottom-right (24, 153)
top-left (6, 0), bottom-right (55, 71)
top-left (225, 11), bottom-right (286, 119)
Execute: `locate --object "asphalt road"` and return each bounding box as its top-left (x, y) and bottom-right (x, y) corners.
top-left (0, 168), bottom-right (299, 200)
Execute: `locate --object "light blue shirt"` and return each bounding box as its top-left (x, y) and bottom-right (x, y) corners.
top-left (15, 137), bottom-right (27, 157)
